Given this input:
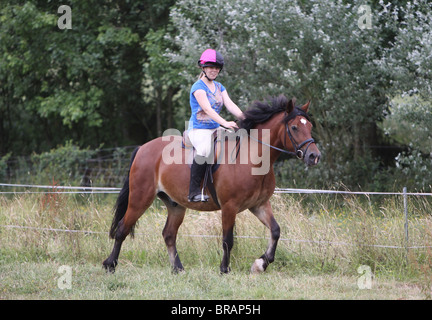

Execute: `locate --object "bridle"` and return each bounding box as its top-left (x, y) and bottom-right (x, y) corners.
top-left (284, 123), bottom-right (315, 159)
top-left (248, 119), bottom-right (315, 160)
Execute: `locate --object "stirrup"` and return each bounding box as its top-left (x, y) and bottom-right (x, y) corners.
top-left (188, 187), bottom-right (210, 202)
top-left (188, 193), bottom-right (210, 202)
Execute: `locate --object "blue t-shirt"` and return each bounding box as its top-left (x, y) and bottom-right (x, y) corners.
top-left (189, 79), bottom-right (226, 129)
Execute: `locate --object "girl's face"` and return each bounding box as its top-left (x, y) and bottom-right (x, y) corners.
top-left (203, 66), bottom-right (221, 80)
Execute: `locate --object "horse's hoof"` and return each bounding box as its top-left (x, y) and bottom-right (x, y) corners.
top-left (172, 266), bottom-right (185, 274)
top-left (250, 258), bottom-right (266, 274)
top-left (220, 266), bottom-right (231, 274)
top-left (102, 260), bottom-right (116, 273)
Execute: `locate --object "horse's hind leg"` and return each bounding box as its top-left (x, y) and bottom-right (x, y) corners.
top-left (161, 202), bottom-right (186, 273)
top-left (249, 201), bottom-right (280, 273)
top-left (103, 184), bottom-right (156, 273)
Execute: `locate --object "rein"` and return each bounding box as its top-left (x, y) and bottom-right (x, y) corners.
top-left (248, 123), bottom-right (315, 160)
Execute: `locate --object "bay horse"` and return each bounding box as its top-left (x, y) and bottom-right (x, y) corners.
top-left (103, 95), bottom-right (320, 274)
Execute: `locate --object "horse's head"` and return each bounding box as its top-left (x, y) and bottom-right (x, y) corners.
top-left (239, 95), bottom-right (321, 166)
top-left (282, 98), bottom-right (321, 166)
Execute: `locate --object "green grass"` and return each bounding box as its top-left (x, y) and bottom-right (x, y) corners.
top-left (0, 262), bottom-right (424, 300)
top-left (0, 192), bottom-right (431, 299)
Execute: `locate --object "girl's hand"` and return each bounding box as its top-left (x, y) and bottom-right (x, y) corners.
top-left (222, 121), bottom-right (239, 130)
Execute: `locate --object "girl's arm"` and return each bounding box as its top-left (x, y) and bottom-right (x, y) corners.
top-left (222, 90), bottom-right (245, 120)
top-left (194, 89), bottom-right (237, 129)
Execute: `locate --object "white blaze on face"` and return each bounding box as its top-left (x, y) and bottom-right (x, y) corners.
top-left (300, 118), bottom-right (307, 125)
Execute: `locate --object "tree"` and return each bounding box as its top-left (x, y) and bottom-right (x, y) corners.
top-left (168, 0), bottom-right (389, 188)
top-left (378, 0), bottom-right (432, 189)
top-left (0, 0), bottom-right (175, 156)
top-left (142, 27), bottom-right (183, 137)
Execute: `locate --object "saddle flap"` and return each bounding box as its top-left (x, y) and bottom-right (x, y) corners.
top-left (182, 130), bottom-right (193, 149)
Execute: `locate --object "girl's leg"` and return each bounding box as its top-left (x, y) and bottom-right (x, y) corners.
top-left (187, 128), bottom-right (216, 201)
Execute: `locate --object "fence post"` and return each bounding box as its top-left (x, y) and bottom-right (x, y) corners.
top-left (403, 187), bottom-right (409, 263)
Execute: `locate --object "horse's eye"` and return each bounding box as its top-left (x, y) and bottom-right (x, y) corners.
top-left (291, 125), bottom-right (298, 131)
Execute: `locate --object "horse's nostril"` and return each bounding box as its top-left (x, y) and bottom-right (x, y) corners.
top-left (308, 152), bottom-right (320, 165)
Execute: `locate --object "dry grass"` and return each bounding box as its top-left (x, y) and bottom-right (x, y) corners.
top-left (0, 191), bottom-right (431, 299)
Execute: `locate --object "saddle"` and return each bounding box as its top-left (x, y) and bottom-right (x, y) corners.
top-left (158, 129), bottom-right (241, 209)
top-left (182, 128), bottom-right (244, 207)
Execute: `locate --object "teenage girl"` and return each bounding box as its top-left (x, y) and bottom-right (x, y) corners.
top-left (188, 49), bottom-right (245, 202)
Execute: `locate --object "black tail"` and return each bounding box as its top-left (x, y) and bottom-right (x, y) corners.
top-left (109, 146), bottom-right (140, 239)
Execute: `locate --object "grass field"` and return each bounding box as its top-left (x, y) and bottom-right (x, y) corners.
top-left (1, 191), bottom-right (431, 300)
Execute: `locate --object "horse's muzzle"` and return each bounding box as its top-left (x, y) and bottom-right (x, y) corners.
top-left (305, 150), bottom-right (321, 166)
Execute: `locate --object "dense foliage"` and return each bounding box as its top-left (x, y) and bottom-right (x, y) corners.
top-left (0, 0), bottom-right (175, 154)
top-left (1, 0), bottom-right (431, 190)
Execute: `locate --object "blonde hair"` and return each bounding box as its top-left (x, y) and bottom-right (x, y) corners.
top-left (197, 71), bottom-right (205, 80)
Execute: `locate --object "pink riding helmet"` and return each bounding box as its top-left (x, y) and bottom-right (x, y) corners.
top-left (198, 49), bottom-right (224, 70)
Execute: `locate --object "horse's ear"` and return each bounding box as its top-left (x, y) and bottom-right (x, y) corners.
top-left (286, 98), bottom-right (296, 113)
top-left (301, 100), bottom-right (311, 113)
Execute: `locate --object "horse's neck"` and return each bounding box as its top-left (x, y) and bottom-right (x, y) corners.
top-left (251, 114), bottom-right (285, 163)
top-left (235, 115), bottom-right (283, 176)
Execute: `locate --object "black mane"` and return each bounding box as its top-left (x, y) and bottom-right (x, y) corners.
top-left (239, 95), bottom-right (310, 131)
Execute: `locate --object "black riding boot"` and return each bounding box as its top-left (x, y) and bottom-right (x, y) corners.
top-left (188, 156), bottom-right (210, 202)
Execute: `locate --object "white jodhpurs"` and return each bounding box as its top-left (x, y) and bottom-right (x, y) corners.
top-left (187, 128), bottom-right (217, 159)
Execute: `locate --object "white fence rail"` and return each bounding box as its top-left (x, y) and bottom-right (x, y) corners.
top-left (2, 182), bottom-right (432, 196)
top-left (1, 182), bottom-right (431, 250)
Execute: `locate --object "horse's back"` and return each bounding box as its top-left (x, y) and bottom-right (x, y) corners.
top-left (131, 134), bottom-right (274, 211)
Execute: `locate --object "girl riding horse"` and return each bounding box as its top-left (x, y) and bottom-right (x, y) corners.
top-left (103, 91), bottom-right (320, 274)
top-left (188, 49), bottom-right (245, 202)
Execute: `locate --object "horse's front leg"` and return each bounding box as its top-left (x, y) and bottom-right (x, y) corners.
top-left (249, 201), bottom-right (280, 273)
top-left (220, 204), bottom-right (238, 274)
